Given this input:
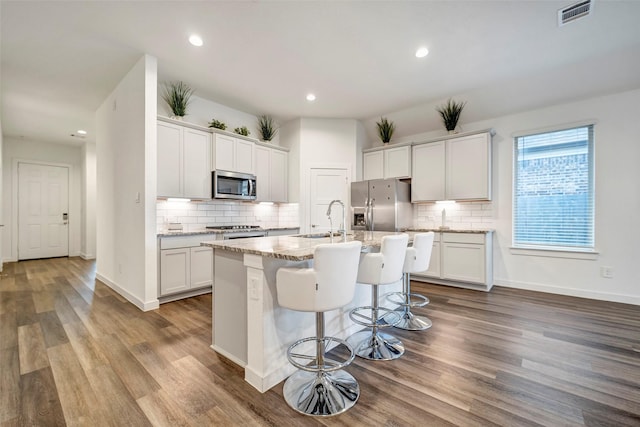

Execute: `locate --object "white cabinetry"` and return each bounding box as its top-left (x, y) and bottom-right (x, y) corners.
top-left (254, 144), bottom-right (288, 202)
top-left (212, 133), bottom-right (254, 174)
top-left (158, 234), bottom-right (216, 299)
top-left (363, 144), bottom-right (411, 180)
top-left (411, 141), bottom-right (445, 202)
top-left (411, 130), bottom-right (492, 202)
top-left (157, 121), bottom-right (211, 199)
top-left (413, 231), bottom-right (493, 291)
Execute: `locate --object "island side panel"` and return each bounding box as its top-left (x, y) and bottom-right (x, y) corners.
top-left (212, 249), bottom-right (248, 366)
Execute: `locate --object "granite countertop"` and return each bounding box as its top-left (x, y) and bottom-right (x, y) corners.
top-left (157, 226), bottom-right (299, 237)
top-left (406, 228), bottom-right (493, 234)
top-left (201, 231), bottom-right (411, 261)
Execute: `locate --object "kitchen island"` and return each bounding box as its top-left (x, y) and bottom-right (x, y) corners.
top-left (201, 231), bottom-right (408, 393)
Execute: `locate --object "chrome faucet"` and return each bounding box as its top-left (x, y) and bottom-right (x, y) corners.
top-left (326, 199), bottom-right (347, 242)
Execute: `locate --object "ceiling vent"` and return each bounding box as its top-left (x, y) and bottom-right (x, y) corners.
top-left (558, 0), bottom-right (593, 26)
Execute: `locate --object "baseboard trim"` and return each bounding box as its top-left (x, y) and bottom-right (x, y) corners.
top-left (493, 278), bottom-right (640, 306)
top-left (95, 272), bottom-right (160, 311)
top-left (80, 252), bottom-right (96, 260)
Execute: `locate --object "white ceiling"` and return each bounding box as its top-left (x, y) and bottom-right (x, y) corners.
top-left (2, 1), bottom-right (640, 146)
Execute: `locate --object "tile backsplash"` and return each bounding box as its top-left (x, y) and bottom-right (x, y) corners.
top-left (157, 200), bottom-right (299, 232)
top-left (414, 201), bottom-right (495, 230)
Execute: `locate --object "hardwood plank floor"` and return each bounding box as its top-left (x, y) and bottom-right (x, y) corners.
top-left (1, 257), bottom-right (639, 426)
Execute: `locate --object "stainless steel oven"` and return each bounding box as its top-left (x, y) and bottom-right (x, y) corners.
top-left (213, 170), bottom-right (257, 200)
top-left (206, 225), bottom-right (266, 239)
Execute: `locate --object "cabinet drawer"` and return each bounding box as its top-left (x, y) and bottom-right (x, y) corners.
top-left (442, 232), bottom-right (485, 245)
top-left (160, 234), bottom-right (219, 249)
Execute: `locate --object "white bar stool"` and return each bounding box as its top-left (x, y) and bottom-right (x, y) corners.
top-left (387, 232), bottom-right (435, 330)
top-left (347, 234), bottom-right (409, 361)
top-left (276, 240), bottom-right (363, 417)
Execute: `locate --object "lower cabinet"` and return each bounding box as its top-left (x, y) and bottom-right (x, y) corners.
top-left (413, 231), bottom-right (493, 291)
top-left (159, 234), bottom-right (217, 299)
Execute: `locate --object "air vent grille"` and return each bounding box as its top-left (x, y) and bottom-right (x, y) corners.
top-left (558, 0), bottom-right (592, 26)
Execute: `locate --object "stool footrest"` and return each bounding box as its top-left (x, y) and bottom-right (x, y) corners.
top-left (349, 306), bottom-right (401, 328)
top-left (386, 291), bottom-right (429, 308)
top-left (287, 336), bottom-right (355, 373)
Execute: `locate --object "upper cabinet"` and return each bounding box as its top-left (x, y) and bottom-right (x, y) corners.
top-left (212, 133), bottom-right (254, 174)
top-left (363, 144), bottom-right (411, 180)
top-left (157, 121), bottom-right (211, 199)
top-left (412, 130), bottom-right (492, 202)
top-left (254, 144), bottom-right (288, 203)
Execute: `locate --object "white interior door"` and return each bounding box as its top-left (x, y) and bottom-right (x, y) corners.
top-left (18, 163), bottom-right (69, 260)
top-left (309, 168), bottom-right (349, 233)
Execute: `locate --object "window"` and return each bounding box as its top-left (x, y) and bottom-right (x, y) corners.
top-left (514, 125), bottom-right (594, 250)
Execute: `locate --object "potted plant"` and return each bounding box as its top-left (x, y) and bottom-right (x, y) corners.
top-left (436, 98), bottom-right (466, 133)
top-left (257, 115), bottom-right (278, 141)
top-left (208, 118), bottom-right (227, 130)
top-left (376, 117), bottom-right (396, 144)
top-left (234, 126), bottom-right (250, 136)
top-left (161, 81), bottom-right (194, 119)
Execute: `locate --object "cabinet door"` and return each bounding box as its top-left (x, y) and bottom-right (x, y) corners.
top-left (420, 241), bottom-right (441, 278)
top-left (363, 151), bottom-right (384, 180)
top-left (235, 139), bottom-right (254, 174)
top-left (446, 133), bottom-right (491, 200)
top-left (384, 145), bottom-right (411, 179)
top-left (441, 242), bottom-right (486, 284)
top-left (183, 128), bottom-right (211, 199)
top-left (270, 149), bottom-right (288, 203)
top-left (213, 134), bottom-right (236, 172)
top-left (253, 145), bottom-right (271, 202)
top-left (411, 141), bottom-right (445, 202)
top-left (160, 248), bottom-right (189, 295)
top-left (157, 122), bottom-right (183, 197)
top-left (190, 246), bottom-right (213, 289)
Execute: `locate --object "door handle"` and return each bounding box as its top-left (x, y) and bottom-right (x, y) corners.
top-left (311, 224), bottom-right (318, 228)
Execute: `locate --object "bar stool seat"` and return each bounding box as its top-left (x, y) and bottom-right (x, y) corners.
top-left (346, 234), bottom-right (409, 361)
top-left (387, 232), bottom-right (435, 330)
top-left (276, 240), bottom-right (362, 417)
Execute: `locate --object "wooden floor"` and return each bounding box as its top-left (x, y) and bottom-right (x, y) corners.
top-left (1, 258), bottom-right (639, 426)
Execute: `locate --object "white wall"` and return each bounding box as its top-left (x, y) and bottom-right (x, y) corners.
top-left (2, 138), bottom-right (82, 262)
top-left (96, 54), bottom-right (158, 311)
top-left (158, 93), bottom-right (280, 145)
top-left (81, 142), bottom-right (96, 259)
top-left (281, 118), bottom-right (359, 234)
top-left (382, 88), bottom-right (640, 304)
top-left (0, 120), bottom-right (3, 270)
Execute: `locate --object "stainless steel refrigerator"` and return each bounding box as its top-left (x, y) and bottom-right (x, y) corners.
top-left (351, 179), bottom-right (413, 232)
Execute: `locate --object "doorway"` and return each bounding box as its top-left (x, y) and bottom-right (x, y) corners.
top-left (18, 162), bottom-right (69, 260)
top-left (309, 168), bottom-right (350, 233)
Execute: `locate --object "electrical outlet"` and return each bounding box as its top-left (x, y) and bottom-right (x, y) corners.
top-left (600, 266), bottom-right (614, 278)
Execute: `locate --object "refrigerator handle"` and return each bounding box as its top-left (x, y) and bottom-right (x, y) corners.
top-left (367, 197), bottom-right (374, 231)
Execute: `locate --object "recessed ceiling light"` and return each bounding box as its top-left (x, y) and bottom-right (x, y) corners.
top-left (77, 129), bottom-right (87, 135)
top-left (415, 47), bottom-right (429, 58)
top-left (306, 93), bottom-right (316, 101)
top-left (189, 34), bottom-right (203, 47)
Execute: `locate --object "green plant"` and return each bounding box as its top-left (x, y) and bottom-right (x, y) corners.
top-left (257, 115), bottom-right (278, 141)
top-left (436, 98), bottom-right (466, 132)
top-left (208, 118), bottom-right (227, 130)
top-left (234, 126), bottom-right (250, 136)
top-left (376, 117), bottom-right (396, 143)
top-left (161, 81), bottom-right (194, 117)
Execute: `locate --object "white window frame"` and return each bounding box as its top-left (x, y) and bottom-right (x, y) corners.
top-left (511, 124), bottom-right (596, 258)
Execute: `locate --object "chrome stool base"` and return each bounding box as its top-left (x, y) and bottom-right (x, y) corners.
top-left (283, 370), bottom-right (360, 417)
top-left (347, 330), bottom-right (405, 360)
top-left (394, 310), bottom-right (432, 331)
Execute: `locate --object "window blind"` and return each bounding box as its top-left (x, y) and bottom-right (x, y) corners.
top-left (514, 125), bottom-right (594, 249)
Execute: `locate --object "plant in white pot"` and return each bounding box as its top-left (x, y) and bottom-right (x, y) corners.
top-left (257, 115), bottom-right (278, 142)
top-left (436, 98), bottom-right (466, 133)
top-left (161, 81), bottom-right (194, 119)
top-left (376, 117), bottom-right (396, 144)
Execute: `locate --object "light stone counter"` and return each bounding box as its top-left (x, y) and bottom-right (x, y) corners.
top-left (202, 230), bottom-right (408, 393)
top-left (200, 230), bottom-right (410, 261)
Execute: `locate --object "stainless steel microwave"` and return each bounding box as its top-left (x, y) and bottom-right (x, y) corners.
top-left (212, 170), bottom-right (257, 200)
